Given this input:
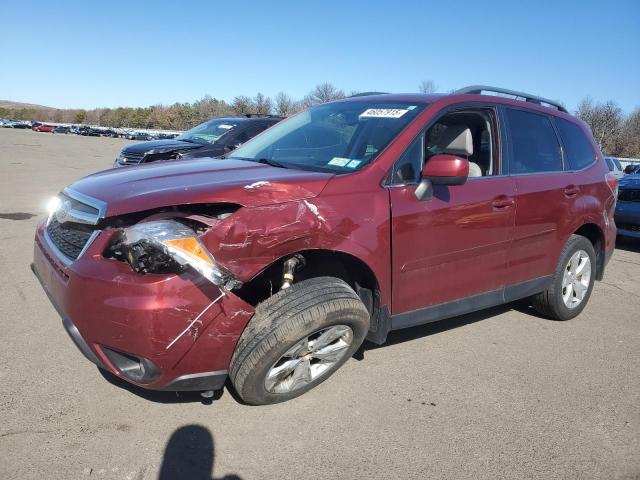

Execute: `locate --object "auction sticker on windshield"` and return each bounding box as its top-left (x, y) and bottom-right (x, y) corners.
top-left (328, 157), bottom-right (351, 167)
top-left (359, 108), bottom-right (408, 119)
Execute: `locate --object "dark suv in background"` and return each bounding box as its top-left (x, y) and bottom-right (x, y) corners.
top-left (113, 114), bottom-right (282, 167)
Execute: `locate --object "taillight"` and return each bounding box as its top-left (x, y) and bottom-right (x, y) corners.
top-left (606, 173), bottom-right (618, 193)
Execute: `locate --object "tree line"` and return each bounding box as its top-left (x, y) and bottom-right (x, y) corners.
top-left (1, 81), bottom-right (638, 157)
top-left (0, 82), bottom-right (348, 132)
top-left (575, 98), bottom-right (639, 158)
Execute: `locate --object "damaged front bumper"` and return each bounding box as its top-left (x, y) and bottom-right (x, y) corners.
top-left (33, 221), bottom-right (255, 392)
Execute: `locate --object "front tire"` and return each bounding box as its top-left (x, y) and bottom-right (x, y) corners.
top-left (531, 234), bottom-right (596, 320)
top-left (229, 277), bottom-right (370, 405)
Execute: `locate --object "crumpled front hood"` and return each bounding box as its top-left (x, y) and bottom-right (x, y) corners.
top-left (68, 158), bottom-right (334, 217)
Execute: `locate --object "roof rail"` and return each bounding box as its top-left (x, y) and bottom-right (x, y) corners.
top-left (348, 92), bottom-right (389, 98)
top-left (453, 85), bottom-right (568, 113)
top-left (242, 113), bottom-right (282, 118)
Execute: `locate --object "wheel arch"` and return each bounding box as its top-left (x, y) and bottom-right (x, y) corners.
top-left (573, 222), bottom-right (605, 280)
top-left (233, 248), bottom-right (390, 343)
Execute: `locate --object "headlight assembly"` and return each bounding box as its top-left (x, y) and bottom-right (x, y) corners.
top-left (114, 220), bottom-right (240, 289)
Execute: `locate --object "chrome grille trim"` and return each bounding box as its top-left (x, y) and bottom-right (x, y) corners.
top-left (61, 188), bottom-right (107, 225)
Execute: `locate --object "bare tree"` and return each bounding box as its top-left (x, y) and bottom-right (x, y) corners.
top-left (576, 97), bottom-right (624, 155)
top-left (418, 80), bottom-right (437, 94)
top-left (252, 92), bottom-right (273, 114)
top-left (231, 95), bottom-right (253, 115)
top-left (274, 92), bottom-right (300, 116)
top-left (303, 82), bottom-right (345, 107)
top-left (621, 107), bottom-right (640, 158)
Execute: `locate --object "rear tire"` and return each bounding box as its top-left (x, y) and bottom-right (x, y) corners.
top-left (229, 277), bottom-right (369, 405)
top-left (531, 234), bottom-right (596, 320)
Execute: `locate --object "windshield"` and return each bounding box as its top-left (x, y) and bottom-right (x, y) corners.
top-left (176, 119), bottom-right (239, 145)
top-left (228, 101), bottom-right (425, 172)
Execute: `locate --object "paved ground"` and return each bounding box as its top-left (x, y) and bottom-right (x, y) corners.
top-left (0, 128), bottom-right (638, 480)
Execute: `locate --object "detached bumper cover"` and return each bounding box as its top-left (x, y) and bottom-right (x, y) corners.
top-left (33, 221), bottom-right (254, 391)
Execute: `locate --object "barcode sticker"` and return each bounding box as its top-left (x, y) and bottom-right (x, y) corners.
top-left (359, 108), bottom-right (408, 119)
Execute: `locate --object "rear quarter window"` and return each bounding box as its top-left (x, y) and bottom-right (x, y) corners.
top-left (555, 118), bottom-right (596, 170)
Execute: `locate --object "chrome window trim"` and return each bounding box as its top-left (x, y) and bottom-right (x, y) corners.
top-left (384, 102), bottom-right (503, 188)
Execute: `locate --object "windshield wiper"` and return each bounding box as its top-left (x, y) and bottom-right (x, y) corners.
top-left (256, 158), bottom-right (288, 169)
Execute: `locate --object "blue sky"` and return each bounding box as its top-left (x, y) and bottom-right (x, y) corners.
top-left (2, 0), bottom-right (639, 113)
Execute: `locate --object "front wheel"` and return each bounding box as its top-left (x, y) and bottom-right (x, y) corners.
top-left (229, 277), bottom-right (370, 405)
top-left (531, 234), bottom-right (596, 320)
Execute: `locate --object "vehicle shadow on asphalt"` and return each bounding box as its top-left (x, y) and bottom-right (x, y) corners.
top-left (101, 302), bottom-right (538, 404)
top-left (98, 369), bottom-right (224, 405)
top-left (159, 424), bottom-right (241, 480)
top-left (362, 303), bottom-right (513, 351)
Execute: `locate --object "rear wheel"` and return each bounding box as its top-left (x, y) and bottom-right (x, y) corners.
top-left (531, 234), bottom-right (596, 320)
top-left (229, 277), bottom-right (370, 405)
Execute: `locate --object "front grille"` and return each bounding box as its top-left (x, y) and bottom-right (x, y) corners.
top-left (119, 152), bottom-right (144, 165)
top-left (617, 222), bottom-right (640, 232)
top-left (46, 217), bottom-right (96, 260)
top-left (618, 189), bottom-right (640, 202)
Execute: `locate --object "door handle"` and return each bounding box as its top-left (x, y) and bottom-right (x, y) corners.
top-left (564, 185), bottom-right (580, 197)
top-left (492, 196), bottom-right (515, 209)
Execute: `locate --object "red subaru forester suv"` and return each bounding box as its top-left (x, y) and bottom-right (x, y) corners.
top-left (34, 86), bottom-right (617, 405)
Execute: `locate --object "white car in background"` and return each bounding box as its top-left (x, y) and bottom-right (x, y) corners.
top-left (605, 157), bottom-right (624, 180)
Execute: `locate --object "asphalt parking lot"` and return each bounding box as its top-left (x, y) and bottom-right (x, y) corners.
top-left (0, 128), bottom-right (638, 480)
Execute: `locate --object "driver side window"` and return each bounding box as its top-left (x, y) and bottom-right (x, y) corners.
top-left (391, 108), bottom-right (499, 184)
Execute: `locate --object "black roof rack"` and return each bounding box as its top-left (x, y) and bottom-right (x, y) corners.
top-left (242, 113), bottom-right (282, 118)
top-left (348, 92), bottom-right (389, 98)
top-left (453, 85), bottom-right (567, 113)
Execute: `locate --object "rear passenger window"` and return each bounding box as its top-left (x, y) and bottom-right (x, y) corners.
top-left (506, 109), bottom-right (562, 174)
top-left (555, 118), bottom-right (595, 170)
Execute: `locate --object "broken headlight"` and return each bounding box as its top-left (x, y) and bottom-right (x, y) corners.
top-left (112, 220), bottom-right (239, 289)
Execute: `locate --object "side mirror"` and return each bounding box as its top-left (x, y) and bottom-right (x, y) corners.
top-left (414, 154), bottom-right (469, 201)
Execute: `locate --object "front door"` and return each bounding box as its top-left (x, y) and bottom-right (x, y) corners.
top-left (388, 106), bottom-right (516, 321)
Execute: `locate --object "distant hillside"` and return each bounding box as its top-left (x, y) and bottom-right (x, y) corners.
top-left (0, 100), bottom-right (55, 110)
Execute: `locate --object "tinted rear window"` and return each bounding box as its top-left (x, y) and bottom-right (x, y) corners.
top-left (506, 109), bottom-right (562, 174)
top-left (555, 118), bottom-right (595, 170)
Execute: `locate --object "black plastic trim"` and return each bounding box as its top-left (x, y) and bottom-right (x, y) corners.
top-left (158, 371), bottom-right (228, 391)
top-left (62, 317), bottom-right (108, 370)
top-left (391, 276), bottom-right (552, 331)
top-left (366, 305), bottom-right (392, 345)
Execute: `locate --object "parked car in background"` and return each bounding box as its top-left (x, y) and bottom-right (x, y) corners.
top-left (605, 157), bottom-right (624, 180)
top-left (3, 120), bottom-right (30, 128)
top-left (77, 127), bottom-right (100, 136)
top-left (52, 126), bottom-right (70, 134)
top-left (615, 174), bottom-right (640, 238)
top-left (124, 131), bottom-right (152, 141)
top-left (114, 115), bottom-right (281, 167)
top-left (32, 124), bottom-right (56, 132)
top-left (36, 87), bottom-right (616, 404)
top-left (98, 129), bottom-right (119, 138)
top-left (156, 132), bottom-right (179, 140)
top-left (624, 164), bottom-right (640, 175)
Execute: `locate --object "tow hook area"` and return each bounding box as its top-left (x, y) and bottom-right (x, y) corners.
top-left (281, 254), bottom-right (306, 290)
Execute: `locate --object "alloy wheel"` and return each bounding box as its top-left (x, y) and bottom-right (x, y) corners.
top-left (264, 325), bottom-right (354, 394)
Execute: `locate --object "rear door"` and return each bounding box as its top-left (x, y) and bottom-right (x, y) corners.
top-left (503, 107), bottom-right (576, 285)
